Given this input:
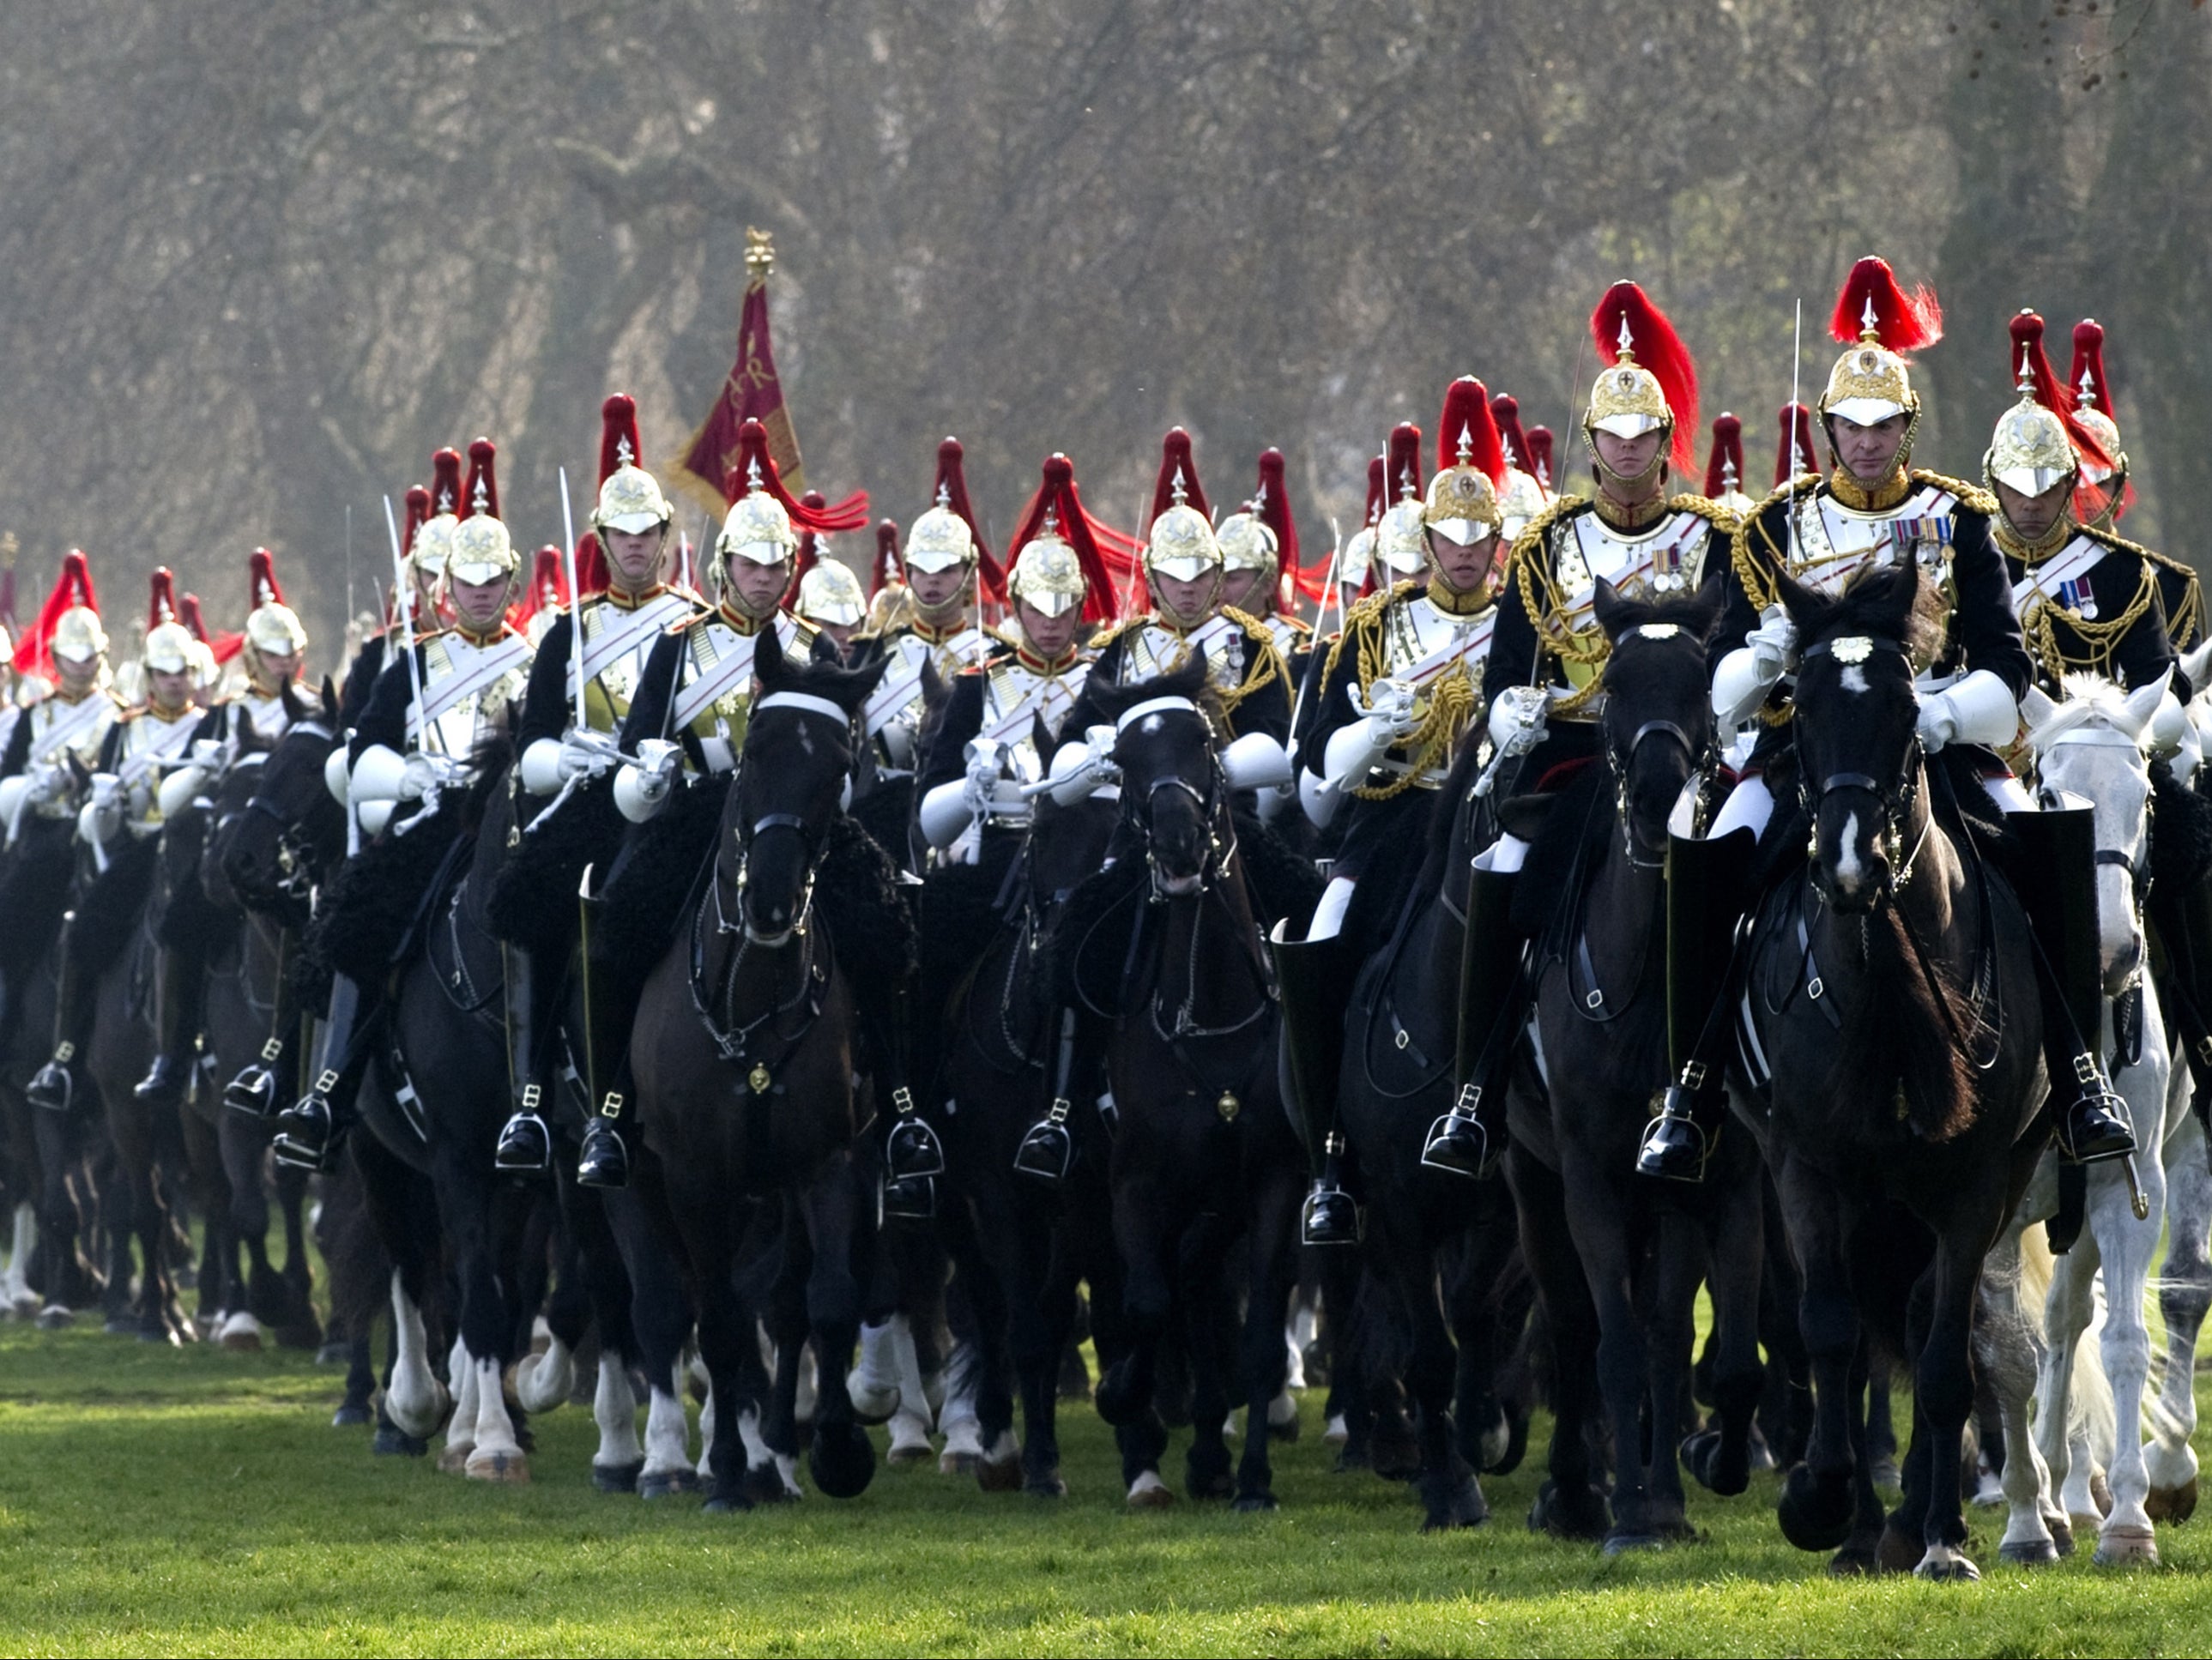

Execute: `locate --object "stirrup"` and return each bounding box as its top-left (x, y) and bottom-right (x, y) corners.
top-left (2056, 1059), bottom-right (2136, 1164)
top-left (225, 1037), bottom-right (286, 1118)
top-left (1300, 1137), bottom-right (1361, 1247)
top-left (576, 1118), bottom-right (629, 1190)
top-left (494, 1093), bottom-right (552, 1174)
top-left (27, 1051), bottom-right (74, 1115)
top-left (880, 1173), bottom-right (936, 1221)
top-left (1012, 1097), bottom-right (1073, 1186)
top-left (1635, 1078), bottom-right (1719, 1184)
top-left (1421, 1083), bottom-right (1500, 1180)
top-left (271, 1096), bottom-right (337, 1173)
top-left (884, 1088), bottom-right (944, 1180)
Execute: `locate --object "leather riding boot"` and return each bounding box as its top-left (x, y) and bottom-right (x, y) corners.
top-left (134, 938), bottom-right (206, 1110)
top-left (1013, 1008), bottom-right (1082, 1186)
top-left (880, 981), bottom-right (945, 1184)
top-left (1266, 926), bottom-right (1360, 1246)
top-left (272, 974), bottom-right (375, 1173)
top-left (1639, 826), bottom-right (1757, 1182)
top-left (225, 966), bottom-right (298, 1119)
top-left (1423, 867), bottom-right (1521, 1180)
top-left (493, 945), bottom-right (551, 1174)
top-left (27, 911), bottom-right (88, 1114)
top-left (2009, 806), bottom-right (2136, 1163)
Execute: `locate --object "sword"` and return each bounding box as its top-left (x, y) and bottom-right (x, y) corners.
top-left (1286, 515), bottom-right (1345, 750)
top-left (383, 494), bottom-right (435, 756)
top-left (1786, 299), bottom-right (1804, 572)
top-left (559, 465), bottom-right (587, 735)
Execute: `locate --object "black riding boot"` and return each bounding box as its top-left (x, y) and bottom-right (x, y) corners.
top-left (1638, 826), bottom-right (1757, 1182)
top-left (493, 945), bottom-right (552, 1173)
top-left (272, 974), bottom-right (377, 1173)
top-left (1421, 867), bottom-right (1522, 1180)
top-left (134, 937), bottom-right (208, 1110)
top-left (2010, 806), bottom-right (2136, 1163)
top-left (1267, 926), bottom-right (1360, 1247)
top-left (575, 939), bottom-right (640, 1189)
top-left (225, 958), bottom-right (299, 1119)
top-left (27, 911), bottom-right (88, 1114)
top-left (1012, 1008), bottom-right (1081, 1188)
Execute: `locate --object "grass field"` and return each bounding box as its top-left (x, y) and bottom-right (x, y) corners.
top-left (3, 1313), bottom-right (2210, 1657)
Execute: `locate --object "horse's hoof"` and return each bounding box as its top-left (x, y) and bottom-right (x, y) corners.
top-left (638, 1469), bottom-right (698, 1500)
top-left (702, 1492), bottom-right (753, 1515)
top-left (372, 1426), bottom-right (429, 1458)
top-left (809, 1424), bottom-right (876, 1500)
top-left (1777, 1464), bottom-right (1856, 1554)
top-left (331, 1404), bottom-right (372, 1428)
top-left (1025, 1474), bottom-right (1068, 1500)
top-left (1998, 1537), bottom-right (2061, 1566)
top-left (592, 1460), bottom-right (644, 1494)
top-left (1233, 1490), bottom-right (1278, 1513)
top-left (1683, 1429), bottom-right (1749, 1498)
top-left (104, 1315), bottom-right (137, 1337)
top-left (1322, 1413), bottom-right (1350, 1449)
top-left (1913, 1547), bottom-right (1980, 1583)
top-left (1603, 1530), bottom-right (1666, 1556)
top-left (1127, 1471), bottom-right (1175, 1510)
top-left (436, 1441), bottom-right (474, 1474)
top-left (36, 1305), bottom-right (74, 1331)
top-left (464, 1448), bottom-right (529, 1483)
top-left (2092, 1524), bottom-right (2159, 1567)
top-left (976, 1450), bottom-right (1023, 1494)
top-left (885, 1441), bottom-right (934, 1467)
top-left (1527, 1480), bottom-right (1609, 1542)
top-left (1421, 1480), bottom-right (1488, 1531)
top-left (2147, 1479), bottom-right (2198, 1524)
top-left (1828, 1542), bottom-right (1878, 1577)
top-left (741, 1460), bottom-right (797, 1506)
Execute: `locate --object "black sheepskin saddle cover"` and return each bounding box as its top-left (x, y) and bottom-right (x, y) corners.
top-left (488, 778), bottom-right (625, 957)
top-left (70, 834), bottom-right (160, 981)
top-left (1043, 853), bottom-right (1152, 1018)
top-left (0, 818), bottom-right (79, 976)
top-left (1234, 805), bottom-right (1326, 937)
top-left (295, 794), bottom-right (472, 1001)
top-left (916, 836), bottom-right (1021, 1005)
top-left (818, 812), bottom-right (917, 999)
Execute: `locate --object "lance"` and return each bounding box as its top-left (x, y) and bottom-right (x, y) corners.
top-left (383, 494), bottom-right (433, 754)
top-left (559, 466), bottom-right (586, 734)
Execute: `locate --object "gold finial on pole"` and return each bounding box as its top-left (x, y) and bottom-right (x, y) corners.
top-left (744, 227), bottom-right (776, 291)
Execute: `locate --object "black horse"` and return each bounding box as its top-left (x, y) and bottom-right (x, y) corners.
top-left (1739, 561), bottom-right (2046, 1579)
top-left (1508, 576), bottom-right (1767, 1549)
top-left (1067, 659), bottom-right (1306, 1511)
top-left (628, 643), bottom-right (902, 1511)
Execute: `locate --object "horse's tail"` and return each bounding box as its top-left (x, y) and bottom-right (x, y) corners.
top-left (2017, 1223), bottom-right (2120, 1467)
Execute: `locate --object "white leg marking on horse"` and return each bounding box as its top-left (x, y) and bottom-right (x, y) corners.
top-left (848, 1318), bottom-right (904, 1421)
top-left (216, 1308), bottom-right (264, 1350)
top-left (515, 1333), bottom-right (574, 1415)
top-left (1267, 1387), bottom-right (1298, 1428)
top-left (2, 1203), bottom-right (36, 1312)
top-left (737, 1402), bottom-right (771, 1477)
top-left (1324, 1412), bottom-right (1350, 1447)
top-left (384, 1271), bottom-right (446, 1439)
top-left (697, 1378), bottom-right (716, 1484)
top-left (465, 1354), bottom-right (529, 1481)
top-left (938, 1357), bottom-right (985, 1474)
top-left (643, 1369), bottom-right (696, 1481)
top-left (793, 1343), bottom-right (819, 1424)
top-left (440, 1339), bottom-right (479, 1470)
top-left (1127, 1467), bottom-right (1173, 1507)
top-left (593, 1349), bottom-right (643, 1472)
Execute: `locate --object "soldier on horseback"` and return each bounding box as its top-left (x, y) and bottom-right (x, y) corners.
top-left (793, 559), bottom-right (867, 660)
top-left (270, 440), bottom-right (533, 1169)
top-left (26, 572), bottom-right (209, 1114)
top-left (1275, 382), bottom-right (1511, 1240)
top-left (1212, 448), bottom-right (1310, 674)
top-left (1647, 256), bottom-right (2135, 1180)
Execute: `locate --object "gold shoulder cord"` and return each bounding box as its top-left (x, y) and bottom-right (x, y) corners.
top-left (1912, 469), bottom-right (1999, 516)
top-left (2016, 526), bottom-right (2159, 685)
top-left (1731, 477), bottom-right (1821, 617)
top-left (2136, 542), bottom-right (2204, 650)
top-left (1218, 607), bottom-right (1283, 713)
top-left (1339, 585), bottom-right (1478, 802)
top-left (1508, 498), bottom-right (1608, 716)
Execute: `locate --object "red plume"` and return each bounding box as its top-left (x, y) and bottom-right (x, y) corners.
top-left (429, 447), bottom-right (464, 516)
top-left (1000, 454), bottom-right (1139, 626)
top-left (2070, 319), bottom-right (2115, 418)
top-left (1702, 413), bottom-right (1746, 498)
top-left (147, 567), bottom-right (178, 631)
top-left (461, 438), bottom-right (500, 522)
top-left (1255, 448), bottom-right (1327, 606)
top-left (179, 593), bottom-right (244, 666)
top-left (1148, 427), bottom-right (1212, 531)
top-left (598, 394), bottom-right (643, 486)
top-left (2010, 310), bottom-right (2112, 472)
top-left (724, 418), bottom-right (868, 531)
top-left (934, 437), bottom-right (1004, 603)
top-left (1435, 377), bottom-right (1507, 486)
top-left (783, 490), bottom-right (828, 606)
top-left (513, 546), bottom-right (570, 633)
top-left (1490, 395), bottom-right (1533, 475)
top-left (1590, 281), bottom-right (1700, 470)
top-left (1775, 403), bottom-right (1816, 487)
top-left (1387, 423), bottom-right (1425, 504)
top-left (1828, 256), bottom-right (1942, 353)
top-left (13, 549), bottom-right (100, 679)
top-left (1361, 455), bottom-right (1387, 527)
top-left (1526, 427), bottom-right (1556, 492)
top-left (870, 521), bottom-right (901, 599)
top-left (248, 548), bottom-right (284, 609)
top-left (402, 486), bottom-right (432, 556)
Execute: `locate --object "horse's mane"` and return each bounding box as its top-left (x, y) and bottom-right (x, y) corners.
top-left (1071, 653), bottom-right (1224, 735)
top-left (2029, 673), bottom-right (2148, 746)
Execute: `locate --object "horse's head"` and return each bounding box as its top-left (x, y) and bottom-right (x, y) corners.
top-left (731, 642), bottom-right (886, 945)
top-left (1593, 576), bottom-right (1721, 868)
top-left (199, 720), bottom-right (280, 908)
top-left (221, 676), bottom-right (343, 915)
top-left (2022, 670), bottom-right (2167, 994)
top-left (1086, 654), bottom-right (1224, 899)
top-left (1780, 559), bottom-right (1929, 914)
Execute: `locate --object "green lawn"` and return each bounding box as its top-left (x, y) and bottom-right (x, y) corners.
top-left (0, 1319), bottom-right (2208, 1657)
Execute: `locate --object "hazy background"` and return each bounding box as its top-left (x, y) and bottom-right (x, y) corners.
top-left (2, 0), bottom-right (2201, 655)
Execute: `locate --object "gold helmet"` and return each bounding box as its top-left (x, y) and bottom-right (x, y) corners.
top-left (1819, 257), bottom-right (1941, 434)
top-left (1008, 516), bottom-right (1087, 618)
top-left (142, 568), bottom-right (196, 677)
top-left (448, 438), bottom-right (522, 585)
top-left (589, 394), bottom-right (674, 534)
top-left (1373, 423), bottom-right (1429, 578)
top-left (244, 548), bottom-right (307, 659)
top-left (1985, 311), bottom-right (2113, 511)
top-left (1142, 429), bottom-right (1221, 584)
top-left (1005, 455), bottom-right (1109, 621)
top-left (1214, 508), bottom-right (1277, 576)
top-left (904, 438), bottom-right (984, 576)
top-left (1423, 378), bottom-right (1508, 546)
top-left (1583, 283), bottom-right (1699, 479)
top-left (795, 559), bottom-right (867, 629)
top-left (412, 448), bottom-right (464, 588)
top-left (716, 479), bottom-right (798, 567)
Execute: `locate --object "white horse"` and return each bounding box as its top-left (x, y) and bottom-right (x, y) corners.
top-left (1982, 673), bottom-right (2177, 1566)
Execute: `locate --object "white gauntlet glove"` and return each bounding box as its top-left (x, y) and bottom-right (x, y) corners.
top-left (1915, 668), bottom-right (2018, 753)
top-left (1485, 684), bottom-right (1550, 759)
top-left (398, 751), bottom-right (451, 801)
top-left (614, 738), bottom-right (683, 824)
top-left (560, 728), bottom-right (619, 782)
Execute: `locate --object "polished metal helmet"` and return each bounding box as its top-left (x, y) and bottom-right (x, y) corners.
top-left (795, 559), bottom-right (867, 628)
top-left (716, 484), bottom-right (799, 568)
top-left (903, 502), bottom-right (977, 575)
top-left (1214, 508), bottom-right (1278, 576)
top-left (142, 568), bottom-right (195, 676)
top-left (447, 438), bottom-right (522, 586)
top-left (1007, 515), bottom-right (1087, 619)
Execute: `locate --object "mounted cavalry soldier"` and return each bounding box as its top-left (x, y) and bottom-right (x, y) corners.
top-left (1214, 448), bottom-right (1311, 672)
top-left (562, 418), bottom-right (829, 1188)
top-left (1490, 393), bottom-right (1554, 544)
top-left (269, 441), bottom-right (534, 1169)
top-left (1645, 256), bottom-right (2133, 1182)
top-left (2067, 319), bottom-right (2201, 649)
top-left (1273, 383), bottom-right (1511, 1241)
top-left (1088, 429), bottom-right (1293, 751)
top-left (26, 573), bottom-right (209, 1114)
top-left (491, 396), bottom-right (699, 1174)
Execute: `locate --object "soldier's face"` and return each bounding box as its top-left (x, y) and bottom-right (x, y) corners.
top-left (1995, 476), bottom-right (2072, 543)
top-left (56, 655), bottom-right (99, 696)
top-left (1831, 414), bottom-right (1907, 483)
top-left (148, 667), bottom-right (193, 711)
top-left (450, 574), bottom-right (511, 633)
top-left (725, 555), bottom-right (791, 618)
top-left (1429, 530), bottom-right (1497, 595)
top-left (907, 564), bottom-right (968, 613)
top-left (1593, 428), bottom-right (1664, 487)
top-left (1154, 569), bottom-right (1221, 625)
top-left (1015, 598), bottom-right (1080, 661)
top-left (255, 646), bottom-right (299, 686)
top-left (1217, 567), bottom-right (1272, 615)
top-left (603, 526), bottom-right (668, 591)
top-left (817, 619), bottom-right (857, 655)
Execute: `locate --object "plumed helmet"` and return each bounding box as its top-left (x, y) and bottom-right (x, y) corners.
top-left (1213, 508), bottom-right (1278, 576)
top-left (2070, 320), bottom-right (2125, 487)
top-left (48, 551), bottom-right (106, 667)
top-left (1423, 378), bottom-right (1508, 545)
top-left (1007, 525), bottom-right (1087, 618)
top-left (589, 394), bottom-right (674, 534)
top-left (1584, 282), bottom-right (1699, 471)
top-left (904, 438), bottom-right (985, 576)
top-left (142, 568), bottom-right (196, 676)
top-left (448, 438), bottom-right (522, 585)
top-left (1490, 395), bottom-right (1550, 540)
top-left (795, 559), bottom-right (867, 628)
top-left (1819, 256), bottom-right (1942, 429)
top-left (1374, 424), bottom-right (1428, 576)
top-left (244, 548), bottom-right (307, 658)
top-left (1143, 428), bottom-right (1221, 583)
top-left (1701, 413), bottom-right (1757, 516)
top-left (413, 449), bottom-right (465, 583)
top-left (716, 491), bottom-right (798, 567)
top-left (1986, 311), bottom-right (2109, 499)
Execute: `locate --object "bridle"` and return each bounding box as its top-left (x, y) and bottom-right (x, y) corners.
top-left (242, 717), bottom-right (336, 903)
top-left (1114, 695), bottom-right (1236, 900)
top-left (722, 691), bottom-right (852, 947)
top-left (1794, 634), bottom-right (1930, 896)
top-left (1600, 624), bottom-right (1716, 868)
